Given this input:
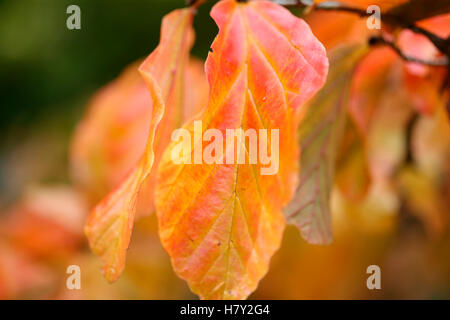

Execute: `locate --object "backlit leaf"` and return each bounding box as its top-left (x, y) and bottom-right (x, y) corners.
top-left (155, 0), bottom-right (328, 299)
top-left (285, 45), bottom-right (368, 245)
top-left (84, 8), bottom-right (195, 282)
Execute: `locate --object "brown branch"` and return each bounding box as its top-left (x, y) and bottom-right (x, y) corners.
top-left (283, 0), bottom-right (450, 66)
top-left (369, 36), bottom-right (449, 67)
top-left (187, 0), bottom-right (449, 67)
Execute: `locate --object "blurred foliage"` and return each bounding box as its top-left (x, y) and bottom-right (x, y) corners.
top-left (0, 0), bottom-right (216, 201)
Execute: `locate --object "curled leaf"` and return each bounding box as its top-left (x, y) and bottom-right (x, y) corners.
top-left (84, 8), bottom-right (195, 282)
top-left (349, 47), bottom-right (400, 136)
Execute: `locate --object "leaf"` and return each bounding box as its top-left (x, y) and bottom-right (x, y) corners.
top-left (402, 104), bottom-right (450, 236)
top-left (305, 0), bottom-right (410, 50)
top-left (154, 0), bottom-right (328, 300)
top-left (349, 47), bottom-right (400, 136)
top-left (416, 13), bottom-right (450, 39)
top-left (3, 186), bottom-right (87, 259)
top-left (397, 15), bottom-right (449, 115)
top-left (84, 8), bottom-right (195, 282)
top-left (284, 45), bottom-right (368, 245)
top-left (137, 56), bottom-right (208, 216)
top-left (305, 11), bottom-right (368, 50)
top-left (0, 241), bottom-right (55, 299)
top-left (70, 61), bottom-right (154, 202)
top-left (71, 57), bottom-right (207, 206)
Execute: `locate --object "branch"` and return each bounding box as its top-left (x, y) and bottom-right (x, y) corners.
top-left (282, 0), bottom-right (450, 65)
top-left (385, 0), bottom-right (450, 25)
top-left (369, 36), bottom-right (449, 67)
top-left (187, 0), bottom-right (449, 68)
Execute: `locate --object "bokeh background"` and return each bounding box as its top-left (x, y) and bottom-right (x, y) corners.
top-left (0, 0), bottom-right (449, 299)
top-left (0, 0), bottom-right (217, 201)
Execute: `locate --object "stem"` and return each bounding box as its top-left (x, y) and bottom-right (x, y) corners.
top-left (285, 0), bottom-right (450, 66)
top-left (187, 0), bottom-right (208, 9)
top-left (369, 36), bottom-right (449, 67)
top-left (187, 0), bottom-right (449, 68)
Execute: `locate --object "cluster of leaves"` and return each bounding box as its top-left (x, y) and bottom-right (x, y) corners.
top-left (67, 0), bottom-right (450, 300)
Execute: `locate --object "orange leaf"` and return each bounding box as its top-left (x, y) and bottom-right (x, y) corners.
top-left (70, 61), bottom-right (153, 203)
top-left (349, 47), bottom-right (400, 136)
top-left (0, 242), bottom-right (55, 299)
top-left (2, 186), bottom-right (87, 259)
top-left (305, 11), bottom-right (368, 50)
top-left (155, 0), bottom-right (328, 299)
top-left (84, 8), bottom-right (195, 282)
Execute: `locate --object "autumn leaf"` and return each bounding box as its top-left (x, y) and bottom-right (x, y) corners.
top-left (154, 0), bottom-right (328, 300)
top-left (0, 241), bottom-right (56, 299)
top-left (416, 13), bottom-right (450, 39)
top-left (71, 57), bottom-right (207, 207)
top-left (305, 0), bottom-right (406, 51)
top-left (70, 61), bottom-right (153, 203)
top-left (348, 47), bottom-right (402, 136)
top-left (2, 186), bottom-right (87, 259)
top-left (84, 8), bottom-right (195, 282)
top-left (285, 45), bottom-right (368, 245)
top-left (305, 11), bottom-right (369, 50)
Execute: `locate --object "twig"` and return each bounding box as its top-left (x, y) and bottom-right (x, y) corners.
top-left (187, 0), bottom-right (450, 67)
top-left (369, 36), bottom-right (449, 67)
top-left (284, 0), bottom-right (450, 64)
